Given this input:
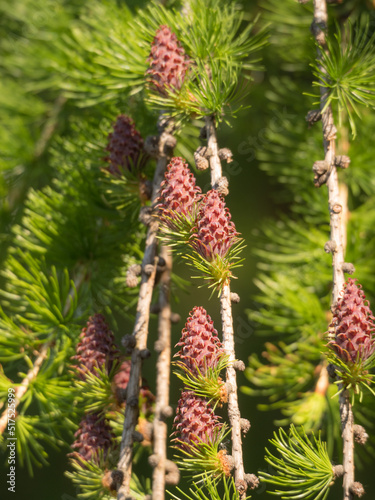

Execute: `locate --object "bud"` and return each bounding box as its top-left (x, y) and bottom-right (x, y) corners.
top-left (191, 189), bottom-right (239, 261)
top-left (172, 391), bottom-right (222, 450)
top-left (158, 157), bottom-right (202, 228)
top-left (175, 306), bottom-right (224, 375)
top-left (328, 279), bottom-right (375, 363)
top-left (73, 314), bottom-right (119, 380)
top-left (146, 25), bottom-right (189, 96)
top-left (105, 114), bottom-right (145, 175)
top-left (70, 413), bottom-right (114, 464)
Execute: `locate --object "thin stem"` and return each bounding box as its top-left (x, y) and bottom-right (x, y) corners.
top-left (205, 118), bottom-right (247, 498)
top-left (311, 1), bottom-right (353, 498)
top-left (117, 124), bottom-right (174, 500)
top-left (152, 245), bottom-right (173, 500)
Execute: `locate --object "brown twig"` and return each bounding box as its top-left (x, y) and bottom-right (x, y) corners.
top-left (152, 245), bottom-right (173, 500)
top-left (117, 123), bottom-right (174, 500)
top-left (311, 2), bottom-right (353, 498)
top-left (205, 116), bottom-right (247, 498)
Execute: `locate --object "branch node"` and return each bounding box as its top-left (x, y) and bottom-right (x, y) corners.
top-left (342, 262), bottom-right (355, 275)
top-left (132, 430), bottom-right (144, 442)
top-left (218, 148), bottom-right (233, 163)
top-left (230, 292), bottom-right (240, 303)
top-left (333, 464), bottom-right (344, 478)
top-left (165, 460), bottom-right (180, 485)
top-left (161, 405), bottom-right (174, 419)
top-left (102, 469), bottom-right (124, 493)
top-left (353, 425), bottom-right (368, 445)
top-left (335, 155), bottom-right (351, 169)
top-left (233, 360), bottom-right (245, 371)
top-left (244, 473), bottom-right (260, 489)
top-left (148, 454), bottom-right (160, 468)
top-left (214, 176), bottom-right (229, 196)
top-left (324, 240), bottom-right (337, 253)
top-left (139, 206), bottom-right (153, 226)
top-left (144, 135), bottom-right (160, 157)
top-left (313, 160), bottom-right (329, 176)
top-left (350, 482), bottom-right (365, 498)
top-left (235, 479), bottom-right (248, 496)
top-left (154, 339), bottom-right (165, 353)
top-left (122, 335), bottom-right (136, 354)
top-left (306, 109), bottom-right (321, 125)
top-left (139, 348), bottom-right (151, 360)
top-left (163, 134), bottom-right (177, 156)
top-left (332, 203), bottom-right (342, 214)
top-left (127, 396), bottom-right (139, 408)
top-left (170, 312), bottom-right (181, 324)
top-left (143, 264), bottom-right (155, 276)
top-left (240, 418), bottom-right (251, 435)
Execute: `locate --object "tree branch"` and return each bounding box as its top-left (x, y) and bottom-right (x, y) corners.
top-left (205, 116), bottom-right (247, 498)
top-left (311, 2), bottom-right (353, 498)
top-left (152, 245), bottom-right (173, 500)
top-left (117, 123), bottom-right (174, 500)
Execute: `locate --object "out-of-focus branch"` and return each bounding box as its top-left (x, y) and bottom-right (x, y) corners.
top-left (117, 123), bottom-right (175, 500)
top-left (151, 245), bottom-right (174, 499)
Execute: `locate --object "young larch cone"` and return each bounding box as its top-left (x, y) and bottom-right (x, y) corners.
top-left (158, 156), bottom-right (201, 227)
top-left (175, 306), bottom-right (224, 375)
top-left (70, 413), bottom-right (114, 464)
top-left (146, 25), bottom-right (189, 96)
top-left (105, 114), bottom-right (144, 175)
top-left (191, 189), bottom-right (239, 261)
top-left (73, 314), bottom-right (119, 380)
top-left (172, 391), bottom-right (222, 450)
top-left (329, 278), bottom-right (375, 363)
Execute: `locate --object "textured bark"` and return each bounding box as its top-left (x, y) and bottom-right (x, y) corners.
top-left (152, 245), bottom-right (173, 500)
top-left (312, 1), bottom-right (353, 498)
top-left (205, 118), bottom-right (247, 498)
top-left (117, 125), bottom-right (173, 500)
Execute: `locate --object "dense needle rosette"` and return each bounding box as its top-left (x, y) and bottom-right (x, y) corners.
top-left (73, 314), bottom-right (119, 380)
top-left (70, 413), bottom-right (114, 464)
top-left (158, 157), bottom-right (201, 227)
top-left (329, 278), bottom-right (375, 363)
top-left (191, 189), bottom-right (239, 261)
top-left (175, 306), bottom-right (224, 375)
top-left (172, 391), bottom-right (222, 450)
top-left (105, 114), bottom-right (145, 175)
top-left (146, 25), bottom-right (190, 96)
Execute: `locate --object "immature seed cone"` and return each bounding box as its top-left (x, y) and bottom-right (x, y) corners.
top-left (147, 25), bottom-right (189, 96)
top-left (105, 114), bottom-right (145, 175)
top-left (175, 306), bottom-right (224, 375)
top-left (70, 413), bottom-right (114, 464)
top-left (172, 391), bottom-right (222, 450)
top-left (191, 189), bottom-right (239, 261)
top-left (328, 278), bottom-right (375, 363)
top-left (73, 314), bottom-right (119, 380)
top-left (158, 157), bottom-right (202, 227)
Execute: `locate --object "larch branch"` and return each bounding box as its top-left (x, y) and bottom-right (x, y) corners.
top-left (152, 245), bottom-right (173, 500)
top-left (205, 116), bottom-right (247, 498)
top-left (311, 1), bottom-right (353, 498)
top-left (117, 124), bottom-right (174, 500)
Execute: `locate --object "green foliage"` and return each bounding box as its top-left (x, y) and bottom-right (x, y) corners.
top-left (173, 425), bottom-right (230, 480)
top-left (169, 474), bottom-right (249, 500)
top-left (74, 364), bottom-right (119, 415)
top-left (174, 355), bottom-right (230, 408)
top-left (260, 425), bottom-right (334, 500)
top-left (311, 18), bottom-right (375, 138)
